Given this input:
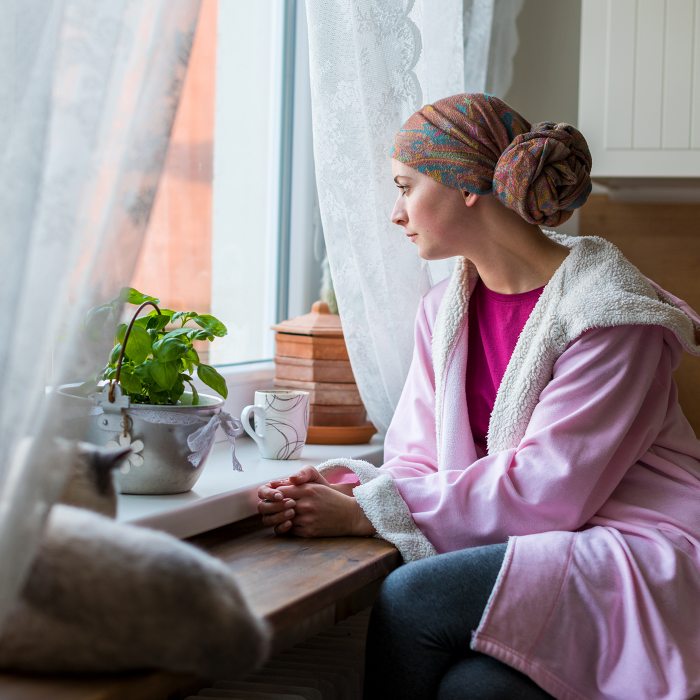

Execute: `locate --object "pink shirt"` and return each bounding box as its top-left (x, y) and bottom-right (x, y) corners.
top-left (466, 280), bottom-right (544, 455)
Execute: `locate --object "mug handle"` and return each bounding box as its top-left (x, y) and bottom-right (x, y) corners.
top-left (240, 405), bottom-right (266, 450)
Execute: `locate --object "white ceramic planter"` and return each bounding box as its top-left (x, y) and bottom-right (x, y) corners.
top-left (58, 385), bottom-right (224, 495)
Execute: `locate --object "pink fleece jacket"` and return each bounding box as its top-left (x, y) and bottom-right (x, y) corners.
top-left (382, 280), bottom-right (700, 700)
top-left (319, 233), bottom-right (700, 700)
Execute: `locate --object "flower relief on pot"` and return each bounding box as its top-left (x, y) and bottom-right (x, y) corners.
top-left (106, 433), bottom-right (144, 475)
top-left (66, 288), bottom-right (246, 495)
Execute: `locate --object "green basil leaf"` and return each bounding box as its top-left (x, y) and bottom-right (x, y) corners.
top-left (118, 369), bottom-right (142, 395)
top-left (147, 386), bottom-right (169, 405)
top-left (162, 328), bottom-right (193, 339)
top-left (152, 336), bottom-right (190, 362)
top-left (108, 344), bottom-right (122, 367)
top-left (192, 314), bottom-right (227, 338)
top-left (181, 375), bottom-right (199, 406)
top-left (197, 364), bottom-right (228, 399)
top-left (148, 308), bottom-right (174, 318)
top-left (119, 288), bottom-right (159, 306)
top-left (186, 347), bottom-right (200, 366)
top-left (116, 323), bottom-right (127, 345)
top-left (133, 360), bottom-right (153, 379)
top-left (188, 328), bottom-right (214, 342)
top-left (132, 317), bottom-right (150, 330)
top-left (169, 378), bottom-right (185, 404)
top-left (172, 310), bottom-right (198, 322)
top-left (147, 314), bottom-right (171, 332)
top-left (124, 325), bottom-right (152, 364)
top-left (150, 360), bottom-right (179, 390)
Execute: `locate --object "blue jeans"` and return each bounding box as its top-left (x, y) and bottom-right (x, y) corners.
top-left (363, 543), bottom-right (554, 700)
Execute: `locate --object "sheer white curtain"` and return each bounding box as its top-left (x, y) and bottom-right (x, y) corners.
top-left (0, 0), bottom-right (200, 632)
top-left (306, 0), bottom-right (523, 433)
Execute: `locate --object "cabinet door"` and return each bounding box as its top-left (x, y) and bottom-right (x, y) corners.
top-left (579, 0), bottom-right (700, 177)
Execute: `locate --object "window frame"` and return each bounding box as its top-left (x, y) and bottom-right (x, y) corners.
top-left (211, 0), bottom-right (319, 410)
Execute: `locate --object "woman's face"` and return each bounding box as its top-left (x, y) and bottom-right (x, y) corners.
top-left (390, 159), bottom-right (477, 260)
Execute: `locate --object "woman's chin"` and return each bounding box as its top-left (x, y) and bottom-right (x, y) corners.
top-left (417, 247), bottom-right (452, 261)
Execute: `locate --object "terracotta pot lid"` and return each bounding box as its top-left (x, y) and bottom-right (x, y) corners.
top-left (271, 301), bottom-right (344, 338)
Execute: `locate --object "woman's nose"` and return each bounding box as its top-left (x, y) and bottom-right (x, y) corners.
top-left (391, 197), bottom-right (407, 227)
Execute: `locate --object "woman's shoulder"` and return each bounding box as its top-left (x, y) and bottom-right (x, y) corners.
top-left (421, 276), bottom-right (452, 324)
top-left (550, 234), bottom-right (700, 357)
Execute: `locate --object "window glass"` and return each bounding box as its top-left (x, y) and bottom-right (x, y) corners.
top-left (130, 0), bottom-right (284, 367)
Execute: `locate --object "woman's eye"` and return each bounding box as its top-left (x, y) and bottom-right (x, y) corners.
top-left (397, 185), bottom-right (408, 195)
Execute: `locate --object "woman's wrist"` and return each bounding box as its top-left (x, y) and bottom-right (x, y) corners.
top-left (350, 497), bottom-right (376, 536)
top-left (330, 482), bottom-right (357, 496)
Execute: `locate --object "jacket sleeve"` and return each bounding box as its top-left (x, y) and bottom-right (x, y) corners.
top-left (381, 297), bottom-right (440, 477)
top-left (318, 296), bottom-right (440, 560)
top-left (322, 323), bottom-right (678, 560)
top-left (384, 323), bottom-right (674, 553)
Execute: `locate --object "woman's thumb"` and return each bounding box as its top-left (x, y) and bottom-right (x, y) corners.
top-left (289, 465), bottom-right (328, 486)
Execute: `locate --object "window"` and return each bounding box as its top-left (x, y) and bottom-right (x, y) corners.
top-left (129, 0), bottom-right (323, 374)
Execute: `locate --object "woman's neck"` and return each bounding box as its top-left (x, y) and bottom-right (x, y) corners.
top-left (462, 197), bottom-right (571, 294)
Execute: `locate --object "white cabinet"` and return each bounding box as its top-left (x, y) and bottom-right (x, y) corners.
top-left (579, 0), bottom-right (700, 178)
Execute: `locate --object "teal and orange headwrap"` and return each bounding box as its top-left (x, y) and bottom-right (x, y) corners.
top-left (391, 93), bottom-right (592, 227)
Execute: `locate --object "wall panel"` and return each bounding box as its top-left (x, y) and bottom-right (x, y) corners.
top-left (633, 0), bottom-right (664, 149)
top-left (605, 0), bottom-right (637, 149)
top-left (662, 0), bottom-right (694, 148)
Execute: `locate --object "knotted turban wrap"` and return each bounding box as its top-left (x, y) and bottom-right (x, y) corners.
top-left (391, 93), bottom-right (592, 227)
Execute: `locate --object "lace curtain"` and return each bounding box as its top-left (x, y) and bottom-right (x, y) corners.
top-left (306, 0), bottom-right (523, 433)
top-left (0, 0), bottom-right (200, 632)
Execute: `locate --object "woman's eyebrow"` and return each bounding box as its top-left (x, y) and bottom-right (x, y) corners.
top-left (393, 175), bottom-right (411, 183)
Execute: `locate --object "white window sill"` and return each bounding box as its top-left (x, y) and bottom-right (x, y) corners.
top-left (116, 434), bottom-right (383, 539)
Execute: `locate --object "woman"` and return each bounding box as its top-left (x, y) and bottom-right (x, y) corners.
top-left (257, 94), bottom-right (700, 700)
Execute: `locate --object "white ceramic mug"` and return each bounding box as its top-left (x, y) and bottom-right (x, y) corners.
top-left (241, 390), bottom-right (310, 460)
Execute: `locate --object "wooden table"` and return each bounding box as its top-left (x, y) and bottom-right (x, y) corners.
top-left (0, 516), bottom-right (401, 700)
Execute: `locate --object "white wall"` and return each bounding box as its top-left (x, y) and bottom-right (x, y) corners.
top-left (502, 0), bottom-right (582, 126)
top-left (501, 0), bottom-right (583, 234)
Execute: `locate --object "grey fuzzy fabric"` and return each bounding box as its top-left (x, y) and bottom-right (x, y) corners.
top-left (0, 503), bottom-right (270, 677)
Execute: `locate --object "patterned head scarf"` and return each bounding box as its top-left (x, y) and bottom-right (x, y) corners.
top-left (391, 93), bottom-right (592, 227)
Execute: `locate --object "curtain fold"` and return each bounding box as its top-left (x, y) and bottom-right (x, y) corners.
top-left (0, 0), bottom-right (201, 633)
top-left (306, 0), bottom-right (522, 433)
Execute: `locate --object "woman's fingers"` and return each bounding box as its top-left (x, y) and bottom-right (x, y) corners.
top-left (257, 483), bottom-right (285, 501)
top-left (261, 507), bottom-right (296, 528)
top-left (274, 519), bottom-right (293, 535)
top-left (288, 465), bottom-right (331, 487)
top-left (257, 497), bottom-right (295, 515)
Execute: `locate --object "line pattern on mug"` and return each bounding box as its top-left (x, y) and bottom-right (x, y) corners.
top-left (265, 419), bottom-right (306, 460)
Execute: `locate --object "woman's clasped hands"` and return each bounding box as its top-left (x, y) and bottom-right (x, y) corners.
top-left (256, 466), bottom-right (376, 538)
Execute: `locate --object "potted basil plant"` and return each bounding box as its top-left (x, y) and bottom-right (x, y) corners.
top-left (60, 288), bottom-right (244, 495)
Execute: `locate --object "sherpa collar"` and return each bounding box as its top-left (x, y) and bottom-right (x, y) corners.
top-left (432, 233), bottom-right (700, 459)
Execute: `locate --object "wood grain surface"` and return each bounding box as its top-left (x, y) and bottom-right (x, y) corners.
top-left (0, 517), bottom-right (400, 700)
top-left (580, 195), bottom-right (700, 436)
top-left (188, 516), bottom-right (401, 633)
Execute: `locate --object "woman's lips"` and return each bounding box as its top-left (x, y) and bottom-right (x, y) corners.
top-left (406, 232), bottom-right (417, 240)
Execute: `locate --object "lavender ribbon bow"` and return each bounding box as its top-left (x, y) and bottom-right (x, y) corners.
top-left (187, 410), bottom-right (246, 471)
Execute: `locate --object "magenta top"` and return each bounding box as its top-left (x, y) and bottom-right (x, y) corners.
top-left (466, 279), bottom-right (544, 455)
